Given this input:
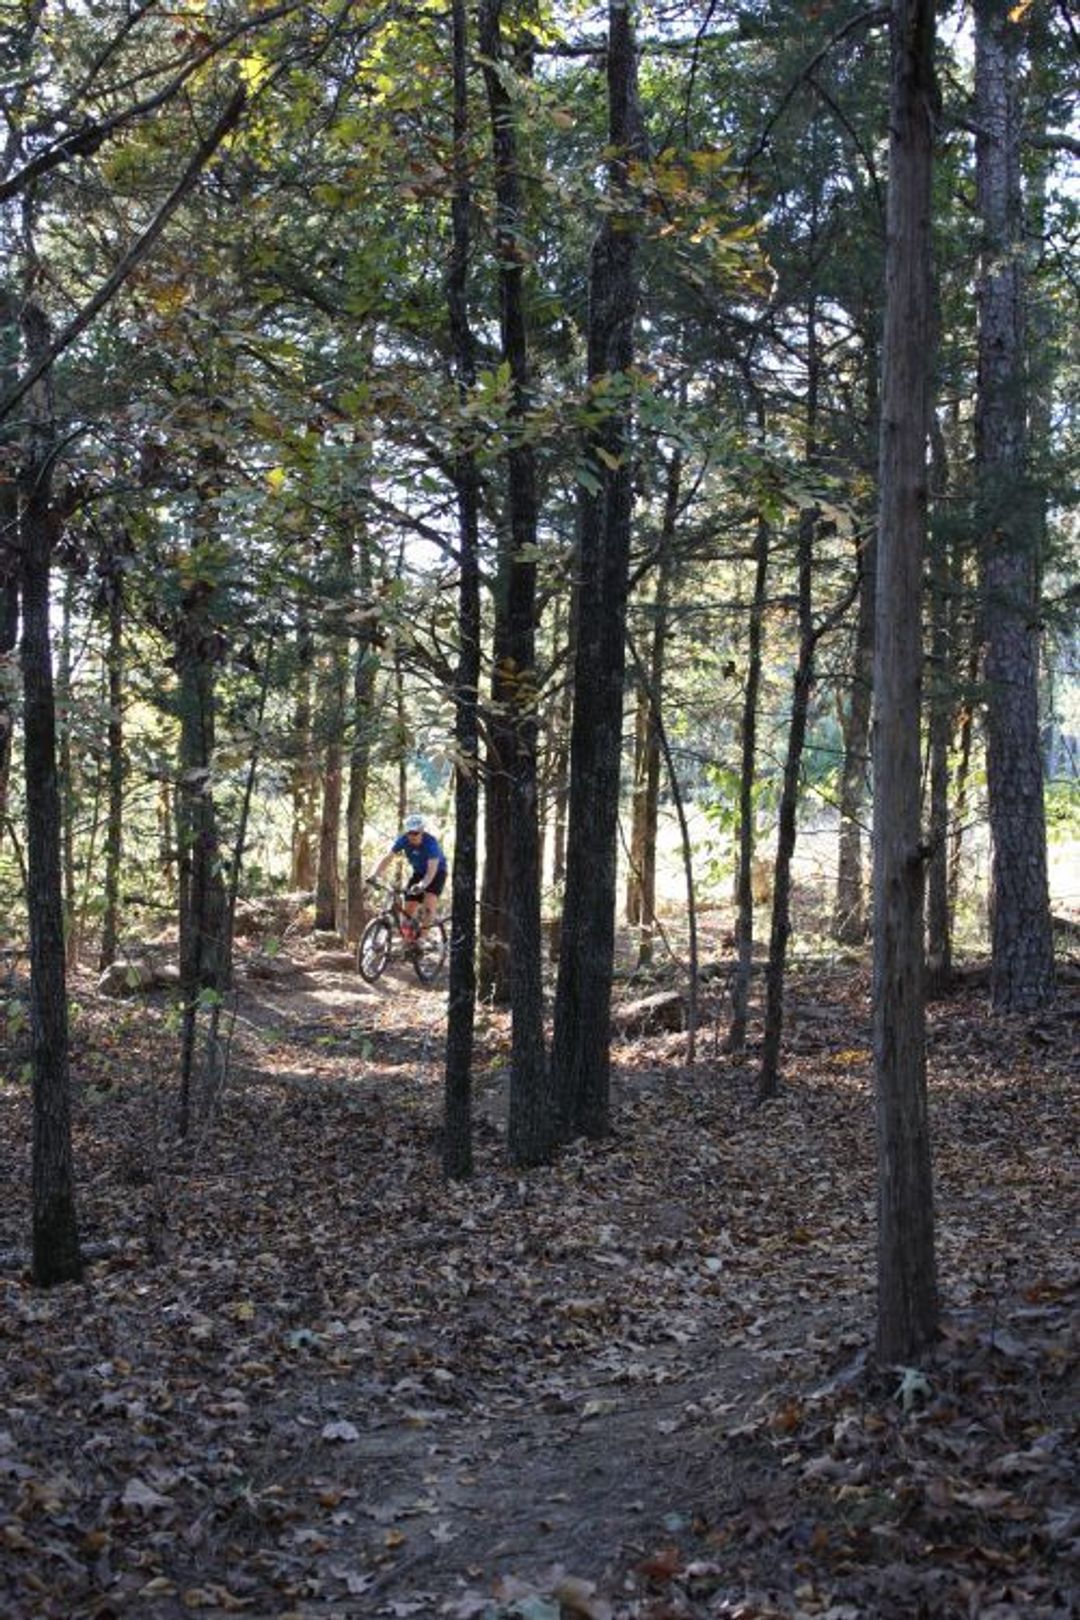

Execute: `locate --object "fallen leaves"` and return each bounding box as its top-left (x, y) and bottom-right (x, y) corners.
top-left (0, 959), bottom-right (1075, 1618)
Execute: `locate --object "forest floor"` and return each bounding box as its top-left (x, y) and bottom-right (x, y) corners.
top-left (0, 923), bottom-right (1077, 1620)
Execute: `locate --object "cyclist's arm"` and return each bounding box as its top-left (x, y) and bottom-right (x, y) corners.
top-left (370, 843), bottom-right (398, 881)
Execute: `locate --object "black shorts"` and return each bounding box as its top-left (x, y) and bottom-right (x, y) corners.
top-left (415, 868), bottom-right (447, 897)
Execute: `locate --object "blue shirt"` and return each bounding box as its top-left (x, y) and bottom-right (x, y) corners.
top-left (392, 831), bottom-right (448, 882)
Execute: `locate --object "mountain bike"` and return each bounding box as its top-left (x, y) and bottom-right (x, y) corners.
top-left (357, 879), bottom-right (448, 985)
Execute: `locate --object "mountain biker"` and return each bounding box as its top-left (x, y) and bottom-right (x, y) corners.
top-left (368, 814), bottom-right (448, 938)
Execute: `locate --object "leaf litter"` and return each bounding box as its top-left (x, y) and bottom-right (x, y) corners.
top-left (0, 951), bottom-right (1075, 1618)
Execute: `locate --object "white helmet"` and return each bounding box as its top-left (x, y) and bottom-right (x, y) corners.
top-left (403, 813), bottom-right (425, 833)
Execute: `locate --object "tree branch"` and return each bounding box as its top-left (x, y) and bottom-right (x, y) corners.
top-left (0, 1), bottom-right (295, 203)
top-left (0, 87), bottom-right (247, 426)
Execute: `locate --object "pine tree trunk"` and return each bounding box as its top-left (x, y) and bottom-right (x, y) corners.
top-left (630, 450), bottom-right (678, 970)
top-left (20, 305), bottom-right (81, 1287)
top-left (948, 623), bottom-right (980, 917)
top-left (728, 507), bottom-right (769, 1056)
top-left (758, 500), bottom-right (816, 1103)
top-left (176, 581), bottom-right (230, 1139)
top-left (314, 647), bottom-right (348, 934)
top-left (443, 0), bottom-right (481, 1181)
top-left (480, 0), bottom-right (552, 1165)
top-left (552, 0), bottom-right (644, 1142)
top-left (833, 535), bottom-right (875, 944)
top-left (57, 581), bottom-right (78, 968)
top-left (926, 416), bottom-right (952, 994)
top-left (478, 656), bottom-right (513, 1003)
top-left (393, 649), bottom-right (408, 825)
top-left (626, 682), bottom-right (648, 929)
top-left (99, 576), bottom-right (124, 970)
top-left (872, 0), bottom-right (938, 1364)
top-left (290, 611), bottom-right (318, 892)
top-left (758, 287), bottom-right (822, 1102)
top-left (0, 292), bottom-right (18, 847)
top-left (834, 324), bottom-right (879, 947)
top-left (547, 592), bottom-right (574, 962)
top-left (0, 563), bottom-right (16, 843)
top-left (345, 543), bottom-right (377, 942)
top-left (315, 736), bottom-right (342, 933)
top-left (975, 0), bottom-right (1054, 1012)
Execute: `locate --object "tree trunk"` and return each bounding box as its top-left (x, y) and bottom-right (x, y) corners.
top-left (175, 576), bottom-right (230, 1139)
top-left (20, 304), bottom-right (81, 1287)
top-left (57, 579), bottom-right (78, 967)
top-left (833, 533), bottom-right (875, 944)
top-left (626, 678), bottom-right (648, 930)
top-left (478, 732), bottom-right (512, 1000)
top-left (345, 542), bottom-right (377, 942)
top-left (315, 645), bottom-right (348, 933)
top-left (315, 735), bottom-right (342, 932)
top-left (393, 647), bottom-right (408, 824)
top-left (758, 281), bottom-right (824, 1103)
top-left (975, 0), bottom-right (1054, 1012)
top-left (758, 499), bottom-right (816, 1103)
top-left (289, 610), bottom-right (318, 891)
top-left (0, 292), bottom-right (18, 848)
top-left (834, 324), bottom-right (879, 947)
top-left (872, 0), bottom-right (938, 1364)
top-left (0, 560), bottom-right (16, 846)
top-left (480, 0), bottom-right (552, 1166)
top-left (628, 448), bottom-right (679, 969)
top-left (727, 505), bottom-right (769, 1056)
top-left (99, 571), bottom-right (124, 970)
top-left (547, 591), bottom-right (574, 962)
top-left (443, 0), bottom-right (481, 1181)
top-left (551, 0), bottom-right (644, 1142)
top-left (948, 598), bottom-right (980, 918)
top-left (925, 414), bottom-right (952, 994)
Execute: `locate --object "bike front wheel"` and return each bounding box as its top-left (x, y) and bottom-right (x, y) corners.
top-left (412, 918), bottom-right (448, 984)
top-left (358, 916), bottom-right (393, 983)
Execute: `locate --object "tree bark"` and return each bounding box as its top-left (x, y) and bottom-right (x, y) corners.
top-left (758, 498), bottom-right (816, 1103)
top-left (758, 283), bottom-right (823, 1103)
top-left (834, 324), bottom-right (879, 947)
top-left (925, 414), bottom-right (952, 994)
top-left (551, 0), bottom-right (644, 1142)
top-left (628, 448), bottom-right (679, 969)
top-left (479, 0), bottom-right (552, 1166)
top-left (0, 291), bottom-right (20, 854)
top-left (0, 564), bottom-right (17, 844)
top-left (98, 568), bottom-right (125, 970)
top-left (314, 645), bottom-right (348, 933)
top-left (175, 476), bottom-right (230, 1139)
top-left (443, 0), bottom-right (481, 1181)
top-left (833, 532), bottom-right (875, 944)
top-left (546, 591), bottom-right (574, 962)
top-left (727, 505), bottom-right (769, 1057)
top-left (345, 540), bottom-right (377, 942)
top-left (872, 0), bottom-right (938, 1364)
top-left (974, 0), bottom-right (1055, 1013)
top-left (20, 303), bottom-right (81, 1287)
top-left (57, 579), bottom-right (78, 966)
top-left (289, 610), bottom-right (318, 891)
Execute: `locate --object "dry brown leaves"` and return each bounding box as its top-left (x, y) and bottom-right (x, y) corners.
top-left (0, 956), bottom-right (1075, 1619)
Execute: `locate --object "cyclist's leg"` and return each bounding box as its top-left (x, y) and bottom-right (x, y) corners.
top-left (421, 869), bottom-right (446, 931)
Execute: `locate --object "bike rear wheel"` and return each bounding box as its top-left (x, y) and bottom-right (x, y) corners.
top-left (412, 918), bottom-right (448, 983)
top-left (358, 916), bottom-right (392, 983)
